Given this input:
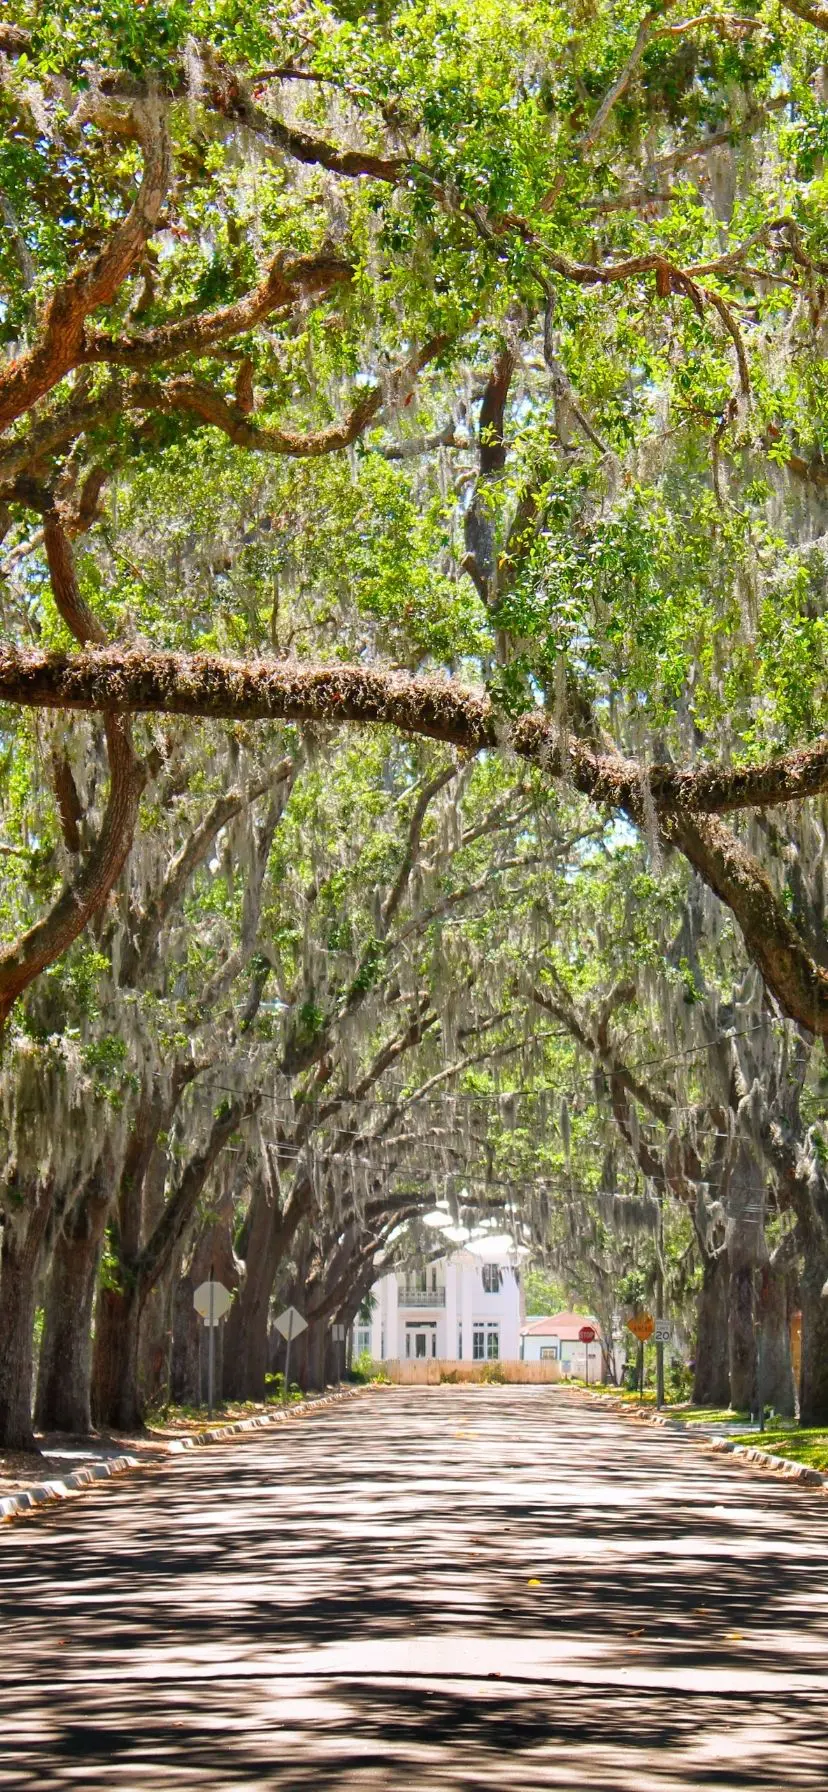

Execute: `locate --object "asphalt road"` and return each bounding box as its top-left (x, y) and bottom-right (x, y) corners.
top-left (1, 1387), bottom-right (827, 1790)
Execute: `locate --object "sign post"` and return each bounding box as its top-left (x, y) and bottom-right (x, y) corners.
top-left (626, 1312), bottom-right (654, 1399)
top-left (578, 1324), bottom-right (597, 1389)
top-left (193, 1277), bottom-right (232, 1419)
top-left (656, 1194), bottom-right (665, 1409)
top-left (275, 1306), bottom-right (308, 1406)
top-left (654, 1316), bottom-right (672, 1409)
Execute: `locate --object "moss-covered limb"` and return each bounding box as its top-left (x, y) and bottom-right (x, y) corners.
top-left (2, 646), bottom-right (827, 817)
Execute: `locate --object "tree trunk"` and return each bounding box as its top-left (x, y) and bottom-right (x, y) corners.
top-left (728, 1265), bottom-right (756, 1412)
top-left (171, 1267), bottom-right (201, 1405)
top-left (0, 1183), bottom-right (53, 1450)
top-left (171, 1205), bottom-right (238, 1405)
top-left (304, 1319), bottom-right (328, 1391)
top-left (223, 1179), bottom-right (308, 1401)
top-left (692, 1248), bottom-right (730, 1407)
top-left (725, 1148), bottom-right (763, 1413)
top-left (35, 1177), bottom-right (111, 1433)
top-left (757, 1260), bottom-right (795, 1419)
top-left (137, 1260), bottom-right (176, 1415)
top-left (799, 1253), bottom-right (828, 1426)
top-left (222, 1215), bottom-right (276, 1401)
top-left (91, 1283), bottom-right (142, 1432)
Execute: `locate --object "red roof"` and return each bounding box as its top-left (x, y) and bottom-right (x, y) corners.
top-left (520, 1311), bottom-right (600, 1339)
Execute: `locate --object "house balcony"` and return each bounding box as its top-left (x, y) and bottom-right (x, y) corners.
top-left (400, 1289), bottom-right (446, 1307)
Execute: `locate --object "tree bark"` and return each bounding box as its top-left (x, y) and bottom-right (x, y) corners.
top-left (799, 1253), bottom-right (828, 1426)
top-left (171, 1203), bottom-right (238, 1405)
top-left (692, 1248), bottom-right (730, 1407)
top-left (728, 1264), bottom-right (757, 1412)
top-left (302, 1317), bottom-right (329, 1391)
top-left (757, 1260), bottom-right (796, 1419)
top-left (223, 1177), bottom-right (310, 1401)
top-left (91, 1283), bottom-right (142, 1432)
top-left (0, 1183), bottom-right (53, 1450)
top-left (35, 1174), bottom-right (111, 1433)
top-left (92, 1092), bottom-right (254, 1429)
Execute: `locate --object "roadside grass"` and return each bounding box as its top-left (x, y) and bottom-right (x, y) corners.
top-left (145, 1385), bottom-right (306, 1432)
top-left (678, 1407), bottom-right (751, 1425)
top-left (576, 1383), bottom-right (750, 1425)
top-left (728, 1427), bottom-right (828, 1473)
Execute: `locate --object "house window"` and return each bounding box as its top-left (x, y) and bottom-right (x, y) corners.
top-left (356, 1328), bottom-right (371, 1356)
top-left (473, 1324), bottom-right (499, 1360)
top-left (431, 1265), bottom-right (438, 1292)
top-left (540, 1345), bottom-right (558, 1361)
top-left (482, 1264), bottom-right (502, 1294)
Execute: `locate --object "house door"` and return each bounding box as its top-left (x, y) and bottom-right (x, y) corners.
top-left (414, 1331), bottom-right (428, 1358)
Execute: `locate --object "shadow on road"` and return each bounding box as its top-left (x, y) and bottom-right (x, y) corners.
top-left (1, 1388), bottom-right (826, 1788)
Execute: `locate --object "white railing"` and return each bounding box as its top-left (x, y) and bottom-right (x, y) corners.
top-left (400, 1288), bottom-right (446, 1307)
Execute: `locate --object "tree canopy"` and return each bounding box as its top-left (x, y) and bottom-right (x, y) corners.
top-left (0, 0), bottom-right (826, 1452)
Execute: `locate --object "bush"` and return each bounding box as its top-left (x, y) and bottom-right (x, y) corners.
top-left (666, 1358), bottom-right (693, 1402)
top-left (479, 1361), bottom-right (506, 1385)
top-left (348, 1350), bottom-right (382, 1383)
top-left (264, 1372), bottom-right (303, 1403)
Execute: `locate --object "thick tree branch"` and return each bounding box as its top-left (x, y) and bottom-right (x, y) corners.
top-left (669, 812), bottom-right (828, 1038)
top-left (0, 101), bottom-right (171, 433)
top-left (2, 646), bottom-right (827, 1033)
top-left (80, 250), bottom-right (352, 370)
top-left (3, 647), bottom-right (826, 816)
top-left (137, 1090), bottom-right (261, 1293)
top-left (0, 522), bottom-right (145, 1031)
top-left (126, 332), bottom-right (452, 459)
top-left (0, 714), bottom-right (146, 1032)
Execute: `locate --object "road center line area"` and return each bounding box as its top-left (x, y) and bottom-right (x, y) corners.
top-left (1, 1388), bottom-right (827, 1791)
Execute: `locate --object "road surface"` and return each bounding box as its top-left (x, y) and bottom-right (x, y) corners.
top-left (1, 1387), bottom-right (826, 1789)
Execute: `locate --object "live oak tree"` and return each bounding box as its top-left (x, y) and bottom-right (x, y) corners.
top-left (1, 0), bottom-right (827, 1440)
top-left (0, 0), bottom-right (827, 1020)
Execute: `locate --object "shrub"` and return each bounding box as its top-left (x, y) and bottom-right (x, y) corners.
top-left (264, 1372), bottom-right (303, 1403)
top-left (479, 1361), bottom-right (506, 1385)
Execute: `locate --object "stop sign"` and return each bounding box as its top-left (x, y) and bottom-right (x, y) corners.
top-left (578, 1324), bottom-right (597, 1344)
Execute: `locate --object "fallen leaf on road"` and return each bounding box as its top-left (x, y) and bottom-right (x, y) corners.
top-left (527, 1578), bottom-right (542, 1586)
top-left (726, 1631), bottom-right (744, 1641)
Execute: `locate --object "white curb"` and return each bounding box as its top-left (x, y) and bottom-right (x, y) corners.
top-left (574, 1387), bottom-right (827, 1493)
top-left (708, 1435), bottom-right (824, 1486)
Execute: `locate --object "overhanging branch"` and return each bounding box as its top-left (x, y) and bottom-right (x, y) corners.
top-left (2, 646), bottom-right (826, 817)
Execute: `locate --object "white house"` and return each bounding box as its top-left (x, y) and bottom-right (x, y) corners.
top-left (520, 1311), bottom-right (603, 1378)
top-left (354, 1244), bottom-right (524, 1364)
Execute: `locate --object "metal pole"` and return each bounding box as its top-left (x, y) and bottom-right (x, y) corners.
top-left (585, 1343), bottom-right (589, 1390)
top-left (208, 1276), bottom-right (215, 1420)
top-left (283, 1311), bottom-right (293, 1408)
top-left (656, 1194), bottom-right (665, 1410)
top-left (757, 1274), bottom-right (765, 1432)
